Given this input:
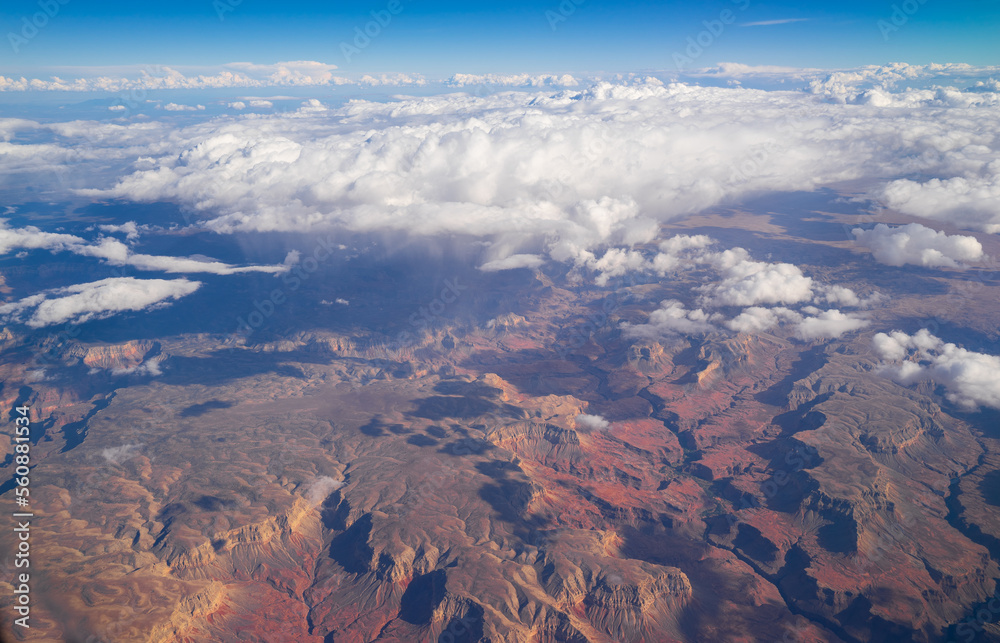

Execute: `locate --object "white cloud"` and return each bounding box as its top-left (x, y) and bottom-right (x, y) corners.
top-left (124, 253), bottom-right (288, 275)
top-left (0, 221), bottom-right (90, 255)
top-left (873, 330), bottom-right (1000, 409)
top-left (0, 221), bottom-right (287, 275)
top-left (249, 99), bottom-right (273, 108)
top-left (111, 355), bottom-right (166, 377)
top-left (852, 223), bottom-right (985, 268)
top-left (97, 221), bottom-right (140, 240)
top-left (807, 63), bottom-right (1000, 105)
top-left (108, 104), bottom-right (126, 111)
top-left (623, 300), bottom-right (719, 339)
top-left (700, 252), bottom-right (814, 307)
top-left (878, 172), bottom-right (1000, 234)
top-left (446, 73), bottom-right (579, 87)
top-left (575, 414), bottom-right (610, 431)
top-left (162, 103), bottom-right (206, 112)
top-left (478, 254), bottom-right (545, 272)
top-left (0, 277), bottom-right (201, 328)
top-left (0, 74), bottom-right (975, 251)
top-left (794, 309), bottom-right (868, 340)
top-left (0, 62), bottom-right (356, 93)
top-left (726, 306), bottom-right (796, 333)
top-left (817, 285), bottom-right (863, 308)
top-left (101, 443), bottom-right (141, 464)
top-left (227, 101), bottom-right (247, 110)
top-left (304, 476), bottom-right (345, 507)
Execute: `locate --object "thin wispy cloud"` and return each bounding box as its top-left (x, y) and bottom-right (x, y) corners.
top-left (741, 18), bottom-right (809, 27)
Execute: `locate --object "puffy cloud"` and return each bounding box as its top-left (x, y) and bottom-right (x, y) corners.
top-left (162, 103), bottom-right (205, 112)
top-left (878, 172), bottom-right (1000, 234)
top-left (575, 414), bottom-right (610, 431)
top-left (852, 223), bottom-right (985, 268)
top-left (0, 73), bottom-right (982, 257)
top-left (65, 77), bottom-right (996, 252)
top-left (0, 222), bottom-right (89, 255)
top-left (225, 61), bottom-right (344, 86)
top-left (603, 234), bottom-right (869, 342)
top-left (0, 277), bottom-right (201, 328)
top-left (794, 309), bottom-right (868, 340)
top-left (446, 73), bottom-right (579, 87)
top-left (700, 253), bottom-right (814, 307)
top-left (873, 330), bottom-right (1000, 409)
top-left (726, 306), bottom-right (796, 333)
top-left (724, 306), bottom-right (867, 339)
top-left (304, 476), bottom-right (346, 507)
top-left (807, 63), bottom-right (1000, 104)
top-left (623, 300), bottom-right (719, 339)
top-left (0, 62), bottom-right (354, 93)
top-left (818, 285), bottom-right (863, 308)
top-left (97, 221), bottom-right (140, 240)
top-left (228, 101), bottom-right (247, 110)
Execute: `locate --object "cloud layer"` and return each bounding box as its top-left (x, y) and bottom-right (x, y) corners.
top-left (47, 74), bottom-right (995, 259)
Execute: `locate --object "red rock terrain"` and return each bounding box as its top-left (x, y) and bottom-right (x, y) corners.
top-left (2, 207), bottom-right (1000, 643)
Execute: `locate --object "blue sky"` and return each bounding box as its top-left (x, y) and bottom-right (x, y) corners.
top-left (1, 0), bottom-right (998, 75)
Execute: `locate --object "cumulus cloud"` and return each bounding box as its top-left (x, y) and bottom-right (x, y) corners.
top-left (61, 74), bottom-right (992, 257)
top-left (0, 62), bottom-right (352, 92)
top-left (162, 103), bottom-right (205, 112)
top-left (110, 355), bottom-right (166, 377)
top-left (575, 414), bottom-right (610, 431)
top-left (623, 300), bottom-right (719, 339)
top-left (600, 234), bottom-right (870, 342)
top-left (873, 330), bottom-right (1000, 409)
top-left (0, 277), bottom-right (201, 328)
top-left (304, 476), bottom-right (346, 506)
top-left (97, 221), bottom-right (140, 240)
top-left (808, 63), bottom-right (1000, 105)
top-left (0, 63), bottom-right (428, 94)
top-left (794, 309), bottom-right (869, 340)
top-left (852, 223), bottom-right (985, 268)
top-left (723, 306), bottom-right (867, 339)
top-left (0, 222), bottom-right (90, 255)
top-left (699, 251), bottom-right (814, 307)
top-left (726, 306), bottom-right (796, 333)
top-left (446, 73), bottom-right (579, 87)
top-left (879, 171), bottom-right (1000, 234)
